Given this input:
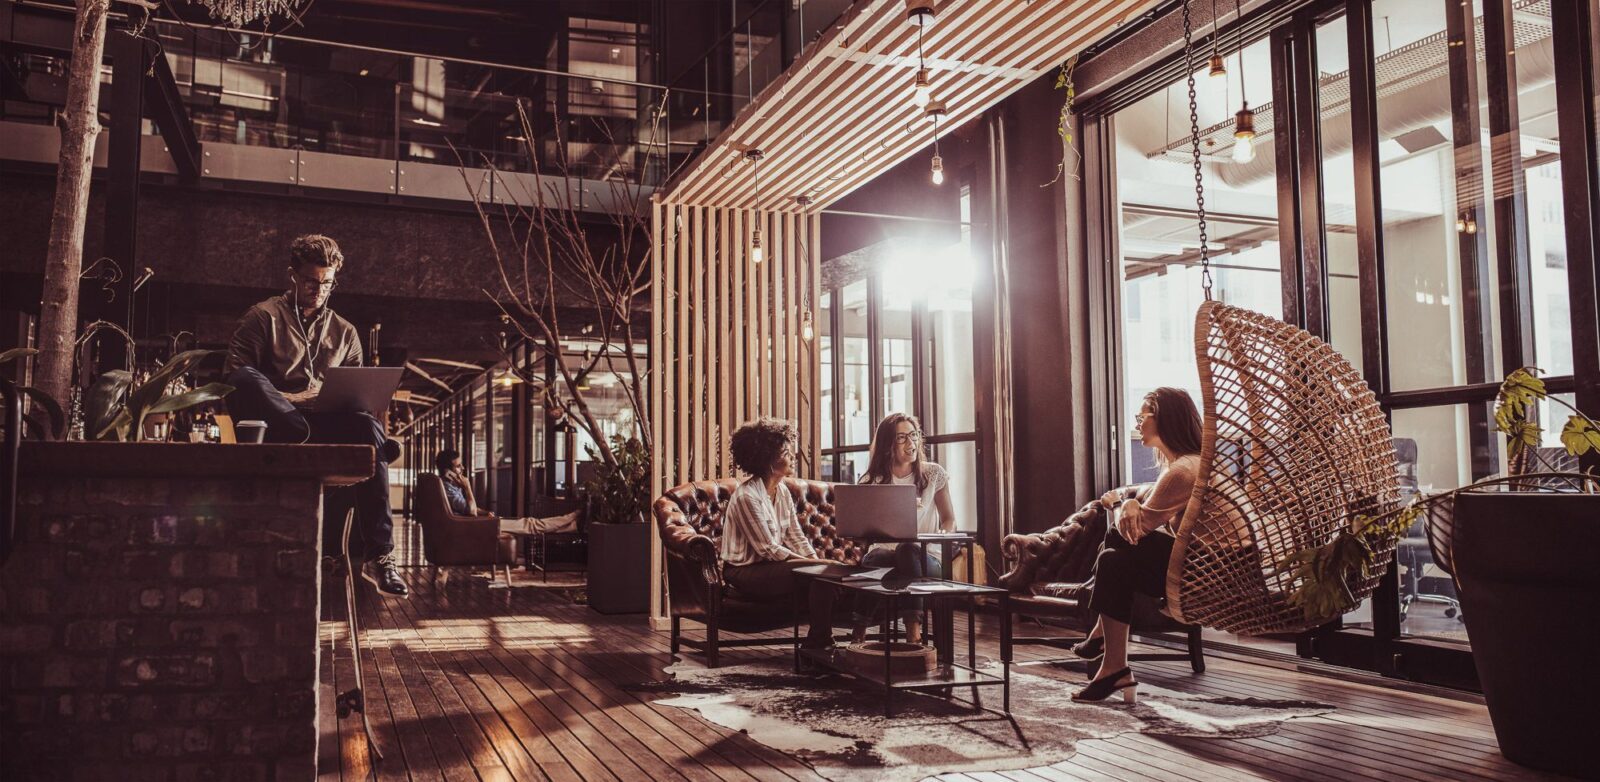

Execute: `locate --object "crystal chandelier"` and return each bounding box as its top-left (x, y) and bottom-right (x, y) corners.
top-left (189, 0), bottom-right (304, 26)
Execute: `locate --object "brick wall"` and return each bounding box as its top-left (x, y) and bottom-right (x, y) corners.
top-left (1, 470), bottom-right (326, 782)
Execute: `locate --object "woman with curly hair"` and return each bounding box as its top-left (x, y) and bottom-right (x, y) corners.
top-left (721, 417), bottom-right (840, 649)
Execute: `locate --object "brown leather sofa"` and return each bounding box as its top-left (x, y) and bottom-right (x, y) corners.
top-left (997, 500), bottom-right (1205, 673)
top-left (415, 472), bottom-right (519, 586)
top-left (655, 477), bottom-right (864, 667)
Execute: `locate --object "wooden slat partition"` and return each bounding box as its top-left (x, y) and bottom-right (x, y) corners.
top-left (650, 202), bottom-right (825, 621)
top-left (661, 0), bottom-right (1158, 211)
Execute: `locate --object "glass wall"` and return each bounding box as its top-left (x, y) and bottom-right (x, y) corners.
top-left (1317, 15), bottom-right (1363, 372)
top-left (1094, 0), bottom-right (1600, 683)
top-left (840, 280), bottom-right (872, 453)
top-left (1113, 34), bottom-right (1281, 483)
top-left (819, 291), bottom-right (834, 454)
top-left (819, 207), bottom-right (979, 530)
top-left (402, 338), bottom-right (644, 519)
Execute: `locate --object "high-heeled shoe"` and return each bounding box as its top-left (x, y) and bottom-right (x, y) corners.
top-left (1072, 667), bottom-right (1137, 703)
top-left (1071, 635), bottom-right (1104, 661)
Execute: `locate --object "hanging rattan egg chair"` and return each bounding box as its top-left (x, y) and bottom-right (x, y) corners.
top-left (1154, 0), bottom-right (1404, 635)
top-left (1163, 302), bottom-right (1402, 635)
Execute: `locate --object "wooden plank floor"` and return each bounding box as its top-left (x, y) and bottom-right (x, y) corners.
top-left (319, 520), bottom-right (1572, 782)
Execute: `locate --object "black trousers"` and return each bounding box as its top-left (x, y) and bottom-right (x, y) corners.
top-left (1086, 527), bottom-right (1175, 625)
top-left (722, 559), bottom-right (843, 647)
top-left (225, 367), bottom-right (394, 560)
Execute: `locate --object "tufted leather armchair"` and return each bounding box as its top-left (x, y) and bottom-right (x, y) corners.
top-left (655, 477), bottom-right (862, 667)
top-left (997, 498), bottom-right (1205, 673)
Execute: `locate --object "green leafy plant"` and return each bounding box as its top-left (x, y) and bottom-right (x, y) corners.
top-left (84, 349), bottom-right (234, 441)
top-left (0, 347), bottom-right (65, 440)
top-left (1280, 367), bottom-right (1598, 624)
top-left (1044, 54), bottom-right (1080, 188)
top-left (581, 435), bottom-right (650, 525)
top-left (1494, 366), bottom-right (1600, 473)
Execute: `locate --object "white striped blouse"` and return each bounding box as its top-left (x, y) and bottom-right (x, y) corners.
top-left (720, 477), bottom-right (817, 567)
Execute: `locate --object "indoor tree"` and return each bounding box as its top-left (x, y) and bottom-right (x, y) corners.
top-left (464, 96), bottom-right (671, 468)
top-left (33, 0), bottom-right (111, 426)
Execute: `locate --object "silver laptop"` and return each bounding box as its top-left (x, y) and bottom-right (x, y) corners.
top-left (317, 366), bottom-right (405, 414)
top-left (832, 483), bottom-right (918, 539)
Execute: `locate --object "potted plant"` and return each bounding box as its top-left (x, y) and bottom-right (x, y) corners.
top-left (582, 434), bottom-right (650, 614)
top-left (1283, 368), bottom-right (1597, 777)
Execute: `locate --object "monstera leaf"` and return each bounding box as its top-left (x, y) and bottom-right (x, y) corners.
top-left (0, 348), bottom-right (63, 440)
top-left (145, 382), bottom-right (234, 417)
top-left (85, 350), bottom-right (233, 441)
top-left (124, 350), bottom-right (217, 432)
top-left (87, 371), bottom-right (134, 440)
top-left (18, 387), bottom-right (64, 440)
top-left (0, 347), bottom-right (38, 365)
top-left (1559, 415), bottom-right (1600, 457)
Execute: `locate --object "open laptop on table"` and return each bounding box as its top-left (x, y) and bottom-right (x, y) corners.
top-left (833, 483), bottom-right (919, 540)
top-left (317, 366), bottom-right (405, 415)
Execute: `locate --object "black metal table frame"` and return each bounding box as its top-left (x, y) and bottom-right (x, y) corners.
top-left (515, 530), bottom-right (585, 580)
top-left (857, 532), bottom-right (980, 658)
top-left (791, 574), bottom-right (1011, 717)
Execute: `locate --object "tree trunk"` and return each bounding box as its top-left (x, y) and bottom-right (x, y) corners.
top-left (35, 0), bottom-right (111, 431)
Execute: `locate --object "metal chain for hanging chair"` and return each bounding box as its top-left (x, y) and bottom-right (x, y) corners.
top-left (1159, 0), bottom-right (1404, 637)
top-left (1181, 0), bottom-right (1214, 300)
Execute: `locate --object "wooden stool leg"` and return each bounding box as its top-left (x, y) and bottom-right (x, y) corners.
top-left (335, 509), bottom-right (383, 761)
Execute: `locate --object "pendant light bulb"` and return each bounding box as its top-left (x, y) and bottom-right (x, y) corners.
top-left (1207, 52), bottom-right (1228, 82)
top-left (801, 310), bottom-right (815, 341)
top-left (1207, 52), bottom-right (1228, 100)
top-left (912, 68), bottom-right (932, 108)
top-left (1232, 103), bottom-right (1257, 164)
top-left (930, 153), bottom-right (945, 185)
top-left (751, 228), bottom-right (764, 263)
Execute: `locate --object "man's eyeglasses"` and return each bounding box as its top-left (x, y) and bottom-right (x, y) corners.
top-left (292, 270), bottom-right (338, 290)
top-left (892, 432), bottom-right (923, 445)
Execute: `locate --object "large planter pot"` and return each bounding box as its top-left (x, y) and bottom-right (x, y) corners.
top-left (1453, 491), bottom-right (1600, 778)
top-left (587, 521), bottom-right (649, 614)
top-left (2, 442), bottom-right (371, 782)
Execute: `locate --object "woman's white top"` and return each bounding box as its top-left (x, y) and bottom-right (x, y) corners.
top-left (866, 461), bottom-right (951, 558)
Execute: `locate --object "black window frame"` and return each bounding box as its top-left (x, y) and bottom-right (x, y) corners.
top-left (1077, 0), bottom-right (1600, 690)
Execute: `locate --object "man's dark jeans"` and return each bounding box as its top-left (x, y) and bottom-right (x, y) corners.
top-left (225, 367), bottom-right (393, 561)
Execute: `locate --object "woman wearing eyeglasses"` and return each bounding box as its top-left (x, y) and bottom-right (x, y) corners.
top-left (853, 412), bottom-right (958, 645)
top-left (1071, 386), bottom-right (1203, 703)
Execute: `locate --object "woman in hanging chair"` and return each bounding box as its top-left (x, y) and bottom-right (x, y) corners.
top-left (1072, 386), bottom-right (1203, 703)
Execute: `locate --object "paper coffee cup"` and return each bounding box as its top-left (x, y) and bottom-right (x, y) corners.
top-left (236, 420), bottom-right (268, 443)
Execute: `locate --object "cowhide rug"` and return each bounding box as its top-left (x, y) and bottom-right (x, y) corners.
top-left (636, 657), bottom-right (1333, 782)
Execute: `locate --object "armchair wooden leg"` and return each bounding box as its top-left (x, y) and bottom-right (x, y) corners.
top-left (706, 618), bottom-right (720, 669)
top-left (670, 615), bottom-right (681, 655)
top-left (1187, 626), bottom-right (1206, 673)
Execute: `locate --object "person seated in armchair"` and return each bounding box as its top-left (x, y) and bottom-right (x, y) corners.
top-left (436, 448), bottom-right (489, 517)
top-left (223, 234), bottom-right (407, 597)
top-left (1072, 386), bottom-right (1202, 703)
top-left (720, 417), bottom-right (842, 650)
top-left (853, 412), bottom-right (959, 645)
top-left (435, 448), bottom-right (577, 536)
